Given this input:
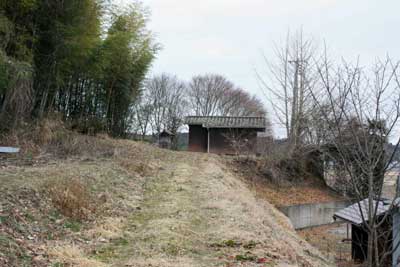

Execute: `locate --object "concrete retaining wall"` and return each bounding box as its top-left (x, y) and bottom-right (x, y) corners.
top-left (278, 201), bottom-right (351, 229)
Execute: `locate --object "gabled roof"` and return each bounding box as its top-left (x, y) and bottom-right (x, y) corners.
top-left (185, 116), bottom-right (267, 129)
top-left (333, 199), bottom-right (392, 225)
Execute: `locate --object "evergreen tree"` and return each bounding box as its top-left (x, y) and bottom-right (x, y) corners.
top-left (0, 0), bottom-right (158, 136)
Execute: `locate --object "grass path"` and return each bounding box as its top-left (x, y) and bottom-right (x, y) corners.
top-left (95, 149), bottom-right (332, 267)
top-left (105, 154), bottom-right (219, 266)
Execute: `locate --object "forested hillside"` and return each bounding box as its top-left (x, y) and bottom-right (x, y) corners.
top-left (0, 0), bottom-right (158, 136)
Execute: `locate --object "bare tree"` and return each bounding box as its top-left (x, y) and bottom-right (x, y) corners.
top-left (221, 130), bottom-right (251, 157)
top-left (312, 54), bottom-right (400, 267)
top-left (220, 87), bottom-right (266, 117)
top-left (165, 83), bottom-right (188, 149)
top-left (188, 74), bottom-right (266, 117)
top-left (257, 30), bottom-right (320, 150)
top-left (132, 100), bottom-right (153, 140)
top-left (188, 74), bottom-right (233, 116)
top-left (144, 73), bottom-right (187, 143)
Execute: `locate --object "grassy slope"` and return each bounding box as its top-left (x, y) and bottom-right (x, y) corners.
top-left (0, 137), bottom-right (333, 267)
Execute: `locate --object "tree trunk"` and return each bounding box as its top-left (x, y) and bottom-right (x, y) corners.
top-left (367, 170), bottom-right (375, 267)
top-left (290, 60), bottom-right (299, 151)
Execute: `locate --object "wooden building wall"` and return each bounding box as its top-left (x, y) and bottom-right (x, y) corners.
top-left (351, 217), bottom-right (393, 266)
top-left (352, 224), bottom-right (368, 262)
top-left (188, 125), bottom-right (208, 152)
top-left (187, 125), bottom-right (260, 154)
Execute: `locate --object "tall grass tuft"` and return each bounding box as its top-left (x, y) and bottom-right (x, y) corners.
top-left (45, 178), bottom-right (97, 221)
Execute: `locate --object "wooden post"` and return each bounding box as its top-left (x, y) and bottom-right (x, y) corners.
top-left (207, 128), bottom-right (210, 153)
top-left (393, 176), bottom-right (400, 267)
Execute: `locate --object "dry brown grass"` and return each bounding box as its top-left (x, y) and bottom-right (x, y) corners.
top-left (0, 132), bottom-right (150, 266)
top-left (228, 157), bottom-right (344, 206)
top-left (45, 177), bottom-right (98, 220)
top-left (253, 181), bottom-right (343, 207)
top-left (49, 244), bottom-right (108, 267)
top-left (85, 217), bottom-right (125, 240)
top-left (46, 131), bottom-right (115, 158)
top-left (118, 158), bottom-right (153, 177)
top-left (298, 224), bottom-right (357, 266)
top-left (0, 118), bottom-right (116, 160)
top-left (124, 257), bottom-right (197, 267)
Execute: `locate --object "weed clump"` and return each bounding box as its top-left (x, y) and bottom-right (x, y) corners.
top-left (235, 252), bottom-right (257, 262)
top-left (45, 178), bottom-right (98, 221)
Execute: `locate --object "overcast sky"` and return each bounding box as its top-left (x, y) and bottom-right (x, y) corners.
top-left (119, 0), bottom-right (400, 136)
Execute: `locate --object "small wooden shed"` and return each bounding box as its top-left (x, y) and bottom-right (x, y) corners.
top-left (158, 130), bottom-right (174, 149)
top-left (334, 198), bottom-right (399, 266)
top-left (185, 116), bottom-right (267, 154)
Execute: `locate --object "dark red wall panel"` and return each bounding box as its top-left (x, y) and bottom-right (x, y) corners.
top-left (188, 125), bottom-right (208, 152)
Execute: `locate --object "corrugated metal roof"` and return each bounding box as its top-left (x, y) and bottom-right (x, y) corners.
top-left (185, 116), bottom-right (267, 129)
top-left (333, 199), bottom-right (391, 225)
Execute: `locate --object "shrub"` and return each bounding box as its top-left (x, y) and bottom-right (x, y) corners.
top-left (35, 118), bottom-right (115, 158)
top-left (0, 117), bottom-right (116, 159)
top-left (70, 117), bottom-right (106, 136)
top-left (45, 178), bottom-right (97, 221)
top-left (235, 150), bottom-right (319, 186)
